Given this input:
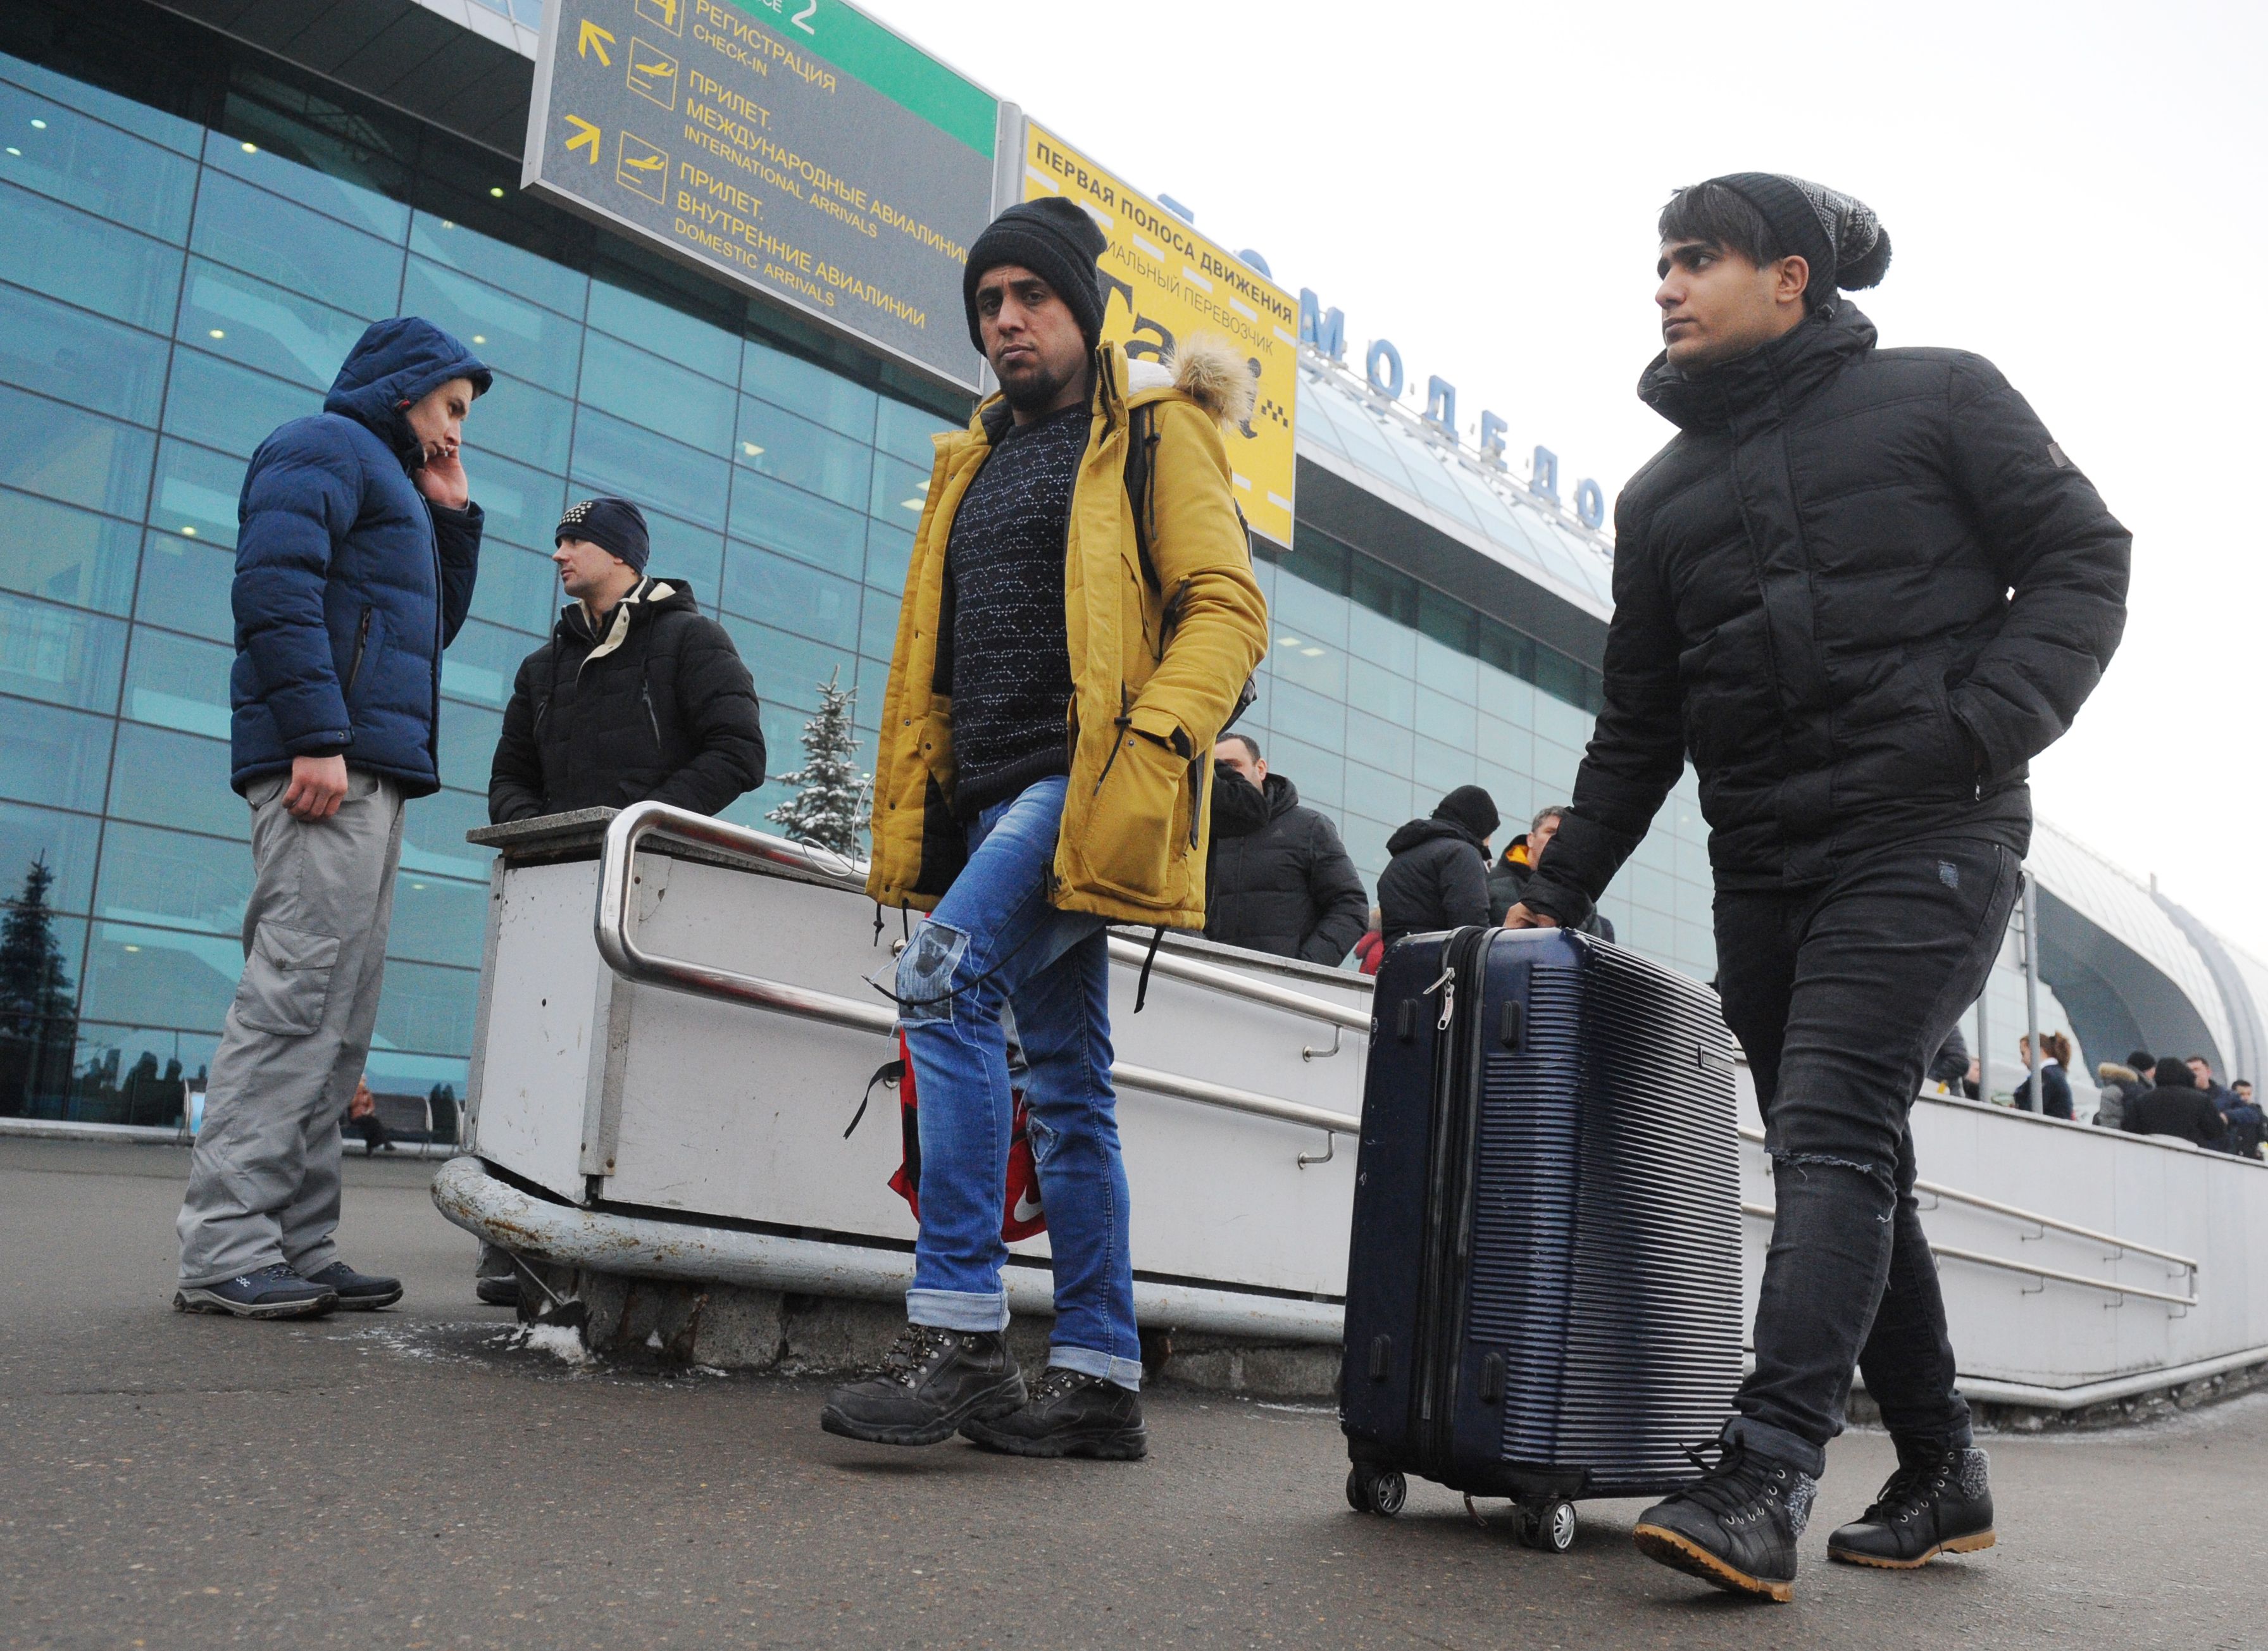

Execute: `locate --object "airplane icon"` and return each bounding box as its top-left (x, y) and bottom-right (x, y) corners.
top-left (615, 133), bottom-right (670, 204)
top-left (627, 38), bottom-right (679, 111)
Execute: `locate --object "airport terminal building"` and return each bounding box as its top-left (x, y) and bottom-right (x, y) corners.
top-left (0, 0), bottom-right (2256, 1125)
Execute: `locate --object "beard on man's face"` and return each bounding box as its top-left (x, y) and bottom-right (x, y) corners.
top-left (995, 351), bottom-right (1075, 414)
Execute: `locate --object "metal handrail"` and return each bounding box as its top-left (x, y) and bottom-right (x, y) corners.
top-left (1103, 936), bottom-right (1372, 1033)
top-left (1736, 1124), bottom-right (2198, 1274)
top-left (1740, 1204), bottom-right (2197, 1309)
top-left (592, 801), bottom-right (1358, 1140)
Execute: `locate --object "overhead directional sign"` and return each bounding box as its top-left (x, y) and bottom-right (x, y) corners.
top-left (1023, 123), bottom-right (1299, 548)
top-left (524, 0), bottom-right (1002, 392)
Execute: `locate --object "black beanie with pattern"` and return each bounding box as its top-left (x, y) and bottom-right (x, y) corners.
top-left (963, 196), bottom-right (1109, 351)
top-left (1706, 173), bottom-right (1892, 304)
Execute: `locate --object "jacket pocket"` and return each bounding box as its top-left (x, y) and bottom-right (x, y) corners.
top-left (1081, 728), bottom-right (1192, 906)
top-left (343, 606), bottom-right (375, 698)
top-left (230, 922), bottom-right (342, 1038)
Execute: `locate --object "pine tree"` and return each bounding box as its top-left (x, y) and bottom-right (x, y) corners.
top-left (767, 668), bottom-right (871, 859)
top-left (0, 856), bottom-right (80, 1112)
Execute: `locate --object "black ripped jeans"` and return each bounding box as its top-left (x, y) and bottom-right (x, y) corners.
top-left (1713, 836), bottom-right (2022, 1476)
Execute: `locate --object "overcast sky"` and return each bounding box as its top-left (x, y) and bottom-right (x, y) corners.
top-left (875, 0), bottom-right (2268, 947)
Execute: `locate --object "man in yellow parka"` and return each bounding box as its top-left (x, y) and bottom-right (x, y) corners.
top-left (820, 197), bottom-right (1267, 1459)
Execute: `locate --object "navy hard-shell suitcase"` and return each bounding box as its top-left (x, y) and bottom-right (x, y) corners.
top-left (1339, 925), bottom-right (1742, 1551)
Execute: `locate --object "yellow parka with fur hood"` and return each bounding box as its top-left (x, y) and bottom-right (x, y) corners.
top-left (866, 336), bottom-right (1269, 929)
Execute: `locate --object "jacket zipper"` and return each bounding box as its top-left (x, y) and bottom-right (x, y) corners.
top-left (1091, 683), bottom-right (1135, 796)
top-left (344, 606), bottom-right (373, 695)
top-left (640, 680), bottom-right (663, 747)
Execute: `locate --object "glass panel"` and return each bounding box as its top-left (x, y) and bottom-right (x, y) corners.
top-left (580, 332), bottom-right (735, 454)
top-left (133, 529), bottom-right (235, 644)
top-left (1345, 657), bottom-right (1414, 726)
top-left (0, 185), bottom-right (182, 332)
top-left (1477, 763), bottom-right (1532, 829)
top-left (401, 787), bottom-right (493, 883)
top-left (587, 278), bottom-right (738, 383)
top-left (1347, 603), bottom-right (1416, 680)
top-left (1, 694), bottom-right (113, 811)
top-left (1338, 813), bottom-right (1393, 882)
top-left (122, 624), bottom-right (230, 738)
top-left (1271, 570), bottom-right (1348, 648)
top-left (1476, 711), bottom-right (1532, 776)
top-left (202, 124), bottom-right (410, 243)
top-left (1263, 732), bottom-right (1342, 810)
top-left (161, 347), bottom-right (318, 459)
top-left (402, 256), bottom-right (582, 397)
top-left (857, 590), bottom-right (902, 663)
top-left (0, 283), bottom-right (166, 427)
top-left (440, 617), bottom-right (526, 709)
top-left (720, 544), bottom-right (861, 649)
top-left (385, 871), bottom-right (487, 968)
top-left (437, 702), bottom-right (502, 796)
top-left (373, 959), bottom-right (479, 1055)
top-left (0, 51), bottom-right (201, 154)
top-left (469, 544), bottom-right (561, 638)
top-left (1413, 733), bottom-right (1476, 797)
top-left (0, 385), bottom-right (155, 519)
top-left (94, 821), bottom-right (248, 935)
top-left (0, 799), bottom-right (99, 913)
top-left (463, 446), bottom-right (566, 555)
top-left (1345, 761), bottom-right (1413, 826)
top-left (1532, 670), bottom-right (1593, 744)
top-left (727, 474), bottom-right (865, 579)
top-left (81, 918), bottom-right (241, 1033)
top-left (150, 439), bottom-right (245, 549)
top-left (361, 1047), bottom-right (470, 1094)
top-left (106, 723), bottom-right (245, 840)
top-left (1531, 738), bottom-right (1580, 794)
top-left (1416, 684), bottom-right (1477, 750)
top-left (642, 512), bottom-right (723, 610)
top-left (0, 488), bottom-right (139, 614)
top-left (178, 256), bottom-right (370, 390)
top-left (0, 592), bottom-right (125, 711)
top-left (570, 408), bottom-right (728, 531)
top-left (716, 613), bottom-right (857, 714)
top-left (736, 395), bottom-right (871, 512)
top-left (461, 373), bottom-right (572, 477)
top-left (867, 452), bottom-right (931, 526)
top-left (1268, 636), bottom-right (1345, 698)
top-left (1345, 707), bottom-right (1412, 776)
top-left (864, 521), bottom-right (913, 596)
top-left (409, 210), bottom-right (587, 320)
top-left (63, 1023), bottom-right (217, 1127)
top-left (748, 338), bottom-right (879, 441)
top-left (1268, 678), bottom-right (1345, 751)
top-left (190, 171), bottom-right (402, 321)
top-left (0, 79), bottom-right (197, 239)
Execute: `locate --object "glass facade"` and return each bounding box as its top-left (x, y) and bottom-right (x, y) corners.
top-left (0, 13), bottom-right (1712, 1128)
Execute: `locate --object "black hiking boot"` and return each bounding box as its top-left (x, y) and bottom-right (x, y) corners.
top-left (819, 1324), bottom-right (1025, 1447)
top-left (959, 1366), bottom-right (1148, 1460)
top-left (1828, 1442), bottom-right (1995, 1569)
top-left (301, 1260), bottom-right (403, 1311)
top-left (1631, 1433), bottom-right (1817, 1604)
top-left (173, 1262), bottom-right (338, 1320)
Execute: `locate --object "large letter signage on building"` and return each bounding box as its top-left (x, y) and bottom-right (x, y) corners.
top-left (524, 0), bottom-right (1001, 392)
top-left (1023, 123), bottom-right (1299, 549)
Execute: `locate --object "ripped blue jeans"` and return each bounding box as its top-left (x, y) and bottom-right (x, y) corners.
top-left (895, 775), bottom-right (1140, 1388)
top-left (1714, 837), bottom-right (2022, 1476)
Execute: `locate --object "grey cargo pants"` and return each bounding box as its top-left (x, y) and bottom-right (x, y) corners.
top-left (176, 768), bottom-right (405, 1287)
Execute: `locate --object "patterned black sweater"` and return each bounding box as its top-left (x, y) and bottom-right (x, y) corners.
top-left (939, 402), bottom-right (1085, 819)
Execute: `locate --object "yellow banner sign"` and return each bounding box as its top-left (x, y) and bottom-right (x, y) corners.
top-left (1023, 122), bottom-right (1298, 548)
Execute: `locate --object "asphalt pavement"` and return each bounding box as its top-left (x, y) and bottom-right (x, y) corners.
top-left (2, 1133), bottom-right (2259, 1650)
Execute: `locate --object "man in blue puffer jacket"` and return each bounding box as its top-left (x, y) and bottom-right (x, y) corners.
top-left (175, 317), bottom-right (490, 1320)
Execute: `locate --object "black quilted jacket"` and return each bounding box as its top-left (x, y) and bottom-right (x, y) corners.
top-left (1524, 305), bottom-right (2129, 920)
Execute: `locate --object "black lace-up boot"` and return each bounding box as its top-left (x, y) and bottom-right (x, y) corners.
top-left (1828, 1441), bottom-right (1994, 1568)
top-left (1631, 1433), bottom-right (1818, 1603)
top-left (819, 1324), bottom-right (1025, 1447)
top-left (959, 1365), bottom-right (1147, 1460)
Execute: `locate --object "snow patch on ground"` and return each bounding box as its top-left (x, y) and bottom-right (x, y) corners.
top-left (515, 1322), bottom-right (594, 1366)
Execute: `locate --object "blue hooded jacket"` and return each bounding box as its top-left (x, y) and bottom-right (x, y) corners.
top-left (229, 316), bottom-right (492, 797)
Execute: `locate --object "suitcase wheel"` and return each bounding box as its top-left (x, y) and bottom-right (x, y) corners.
top-left (1345, 1466), bottom-right (1407, 1517)
top-left (1516, 1498), bottom-right (1577, 1553)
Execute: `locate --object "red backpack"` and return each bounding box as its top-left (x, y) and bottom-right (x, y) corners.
top-left (850, 1031), bottom-right (1045, 1242)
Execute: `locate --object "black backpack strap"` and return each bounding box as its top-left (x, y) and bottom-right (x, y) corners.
top-left (845, 1056), bottom-right (902, 1138)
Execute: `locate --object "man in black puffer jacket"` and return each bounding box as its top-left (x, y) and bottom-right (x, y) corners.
top-left (489, 498), bottom-right (766, 822)
top-left (1202, 735), bottom-right (1368, 964)
top-left (1376, 785), bottom-right (1497, 947)
top-left (1510, 176), bottom-right (2129, 1602)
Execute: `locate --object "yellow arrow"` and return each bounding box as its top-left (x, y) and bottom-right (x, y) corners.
top-left (564, 115), bottom-right (601, 161)
top-left (577, 19), bottom-right (614, 63)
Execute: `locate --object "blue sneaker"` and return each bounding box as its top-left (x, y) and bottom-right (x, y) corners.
top-left (301, 1260), bottom-right (403, 1311)
top-left (173, 1262), bottom-right (338, 1319)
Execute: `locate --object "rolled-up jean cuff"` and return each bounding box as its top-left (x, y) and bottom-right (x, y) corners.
top-left (1726, 1415), bottom-right (1826, 1479)
top-left (1051, 1343), bottom-right (1143, 1392)
top-left (906, 1287), bottom-right (1009, 1333)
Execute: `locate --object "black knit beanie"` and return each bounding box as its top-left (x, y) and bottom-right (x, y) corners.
top-left (556, 496), bottom-right (650, 573)
top-left (1433, 785), bottom-right (1500, 843)
top-left (1705, 173), bottom-right (1892, 306)
top-left (963, 196), bottom-right (1108, 351)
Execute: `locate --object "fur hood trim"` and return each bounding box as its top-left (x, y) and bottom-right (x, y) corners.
top-left (1124, 334), bottom-right (1256, 428)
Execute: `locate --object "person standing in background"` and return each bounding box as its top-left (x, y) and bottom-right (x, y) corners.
top-left (1377, 786), bottom-right (1498, 945)
top-left (2012, 1031), bottom-right (2074, 1119)
top-left (1202, 735), bottom-right (1369, 965)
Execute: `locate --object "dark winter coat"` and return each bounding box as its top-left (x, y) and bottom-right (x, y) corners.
top-left (1202, 769), bottom-right (1369, 965)
top-left (2091, 1063), bottom-right (2143, 1129)
top-left (2013, 1060), bottom-right (2074, 1121)
top-left (1488, 846), bottom-right (1616, 942)
top-left (2222, 1102), bottom-right (2264, 1160)
top-left (1377, 818), bottom-right (1491, 947)
top-left (487, 577), bottom-right (765, 822)
top-left (230, 317), bottom-right (490, 795)
top-left (1521, 304), bottom-right (2129, 925)
top-left (2123, 1086), bottom-right (2229, 1150)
